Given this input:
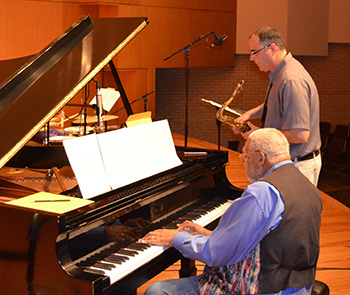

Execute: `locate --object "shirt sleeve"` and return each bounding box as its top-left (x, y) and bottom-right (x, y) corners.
top-left (172, 181), bottom-right (284, 266)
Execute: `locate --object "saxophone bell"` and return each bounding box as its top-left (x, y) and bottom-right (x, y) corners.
top-left (216, 80), bottom-right (250, 133)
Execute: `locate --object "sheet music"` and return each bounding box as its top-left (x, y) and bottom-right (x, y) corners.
top-left (90, 88), bottom-right (120, 112)
top-left (63, 133), bottom-right (112, 199)
top-left (63, 120), bottom-right (182, 199)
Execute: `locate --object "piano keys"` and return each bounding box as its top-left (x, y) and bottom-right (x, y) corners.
top-left (0, 15), bottom-right (244, 295)
top-left (79, 199), bottom-right (233, 285)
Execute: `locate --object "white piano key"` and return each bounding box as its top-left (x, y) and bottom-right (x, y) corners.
top-left (194, 200), bottom-right (232, 227)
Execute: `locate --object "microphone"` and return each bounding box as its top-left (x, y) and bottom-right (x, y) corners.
top-left (93, 79), bottom-right (103, 132)
top-left (210, 33), bottom-right (228, 48)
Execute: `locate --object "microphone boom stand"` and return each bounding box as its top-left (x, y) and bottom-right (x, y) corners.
top-left (111, 91), bottom-right (154, 116)
top-left (164, 31), bottom-right (215, 147)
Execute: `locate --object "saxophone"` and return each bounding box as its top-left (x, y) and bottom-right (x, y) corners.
top-left (216, 80), bottom-right (250, 133)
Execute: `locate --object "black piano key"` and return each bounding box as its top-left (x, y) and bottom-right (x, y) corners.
top-left (111, 254), bottom-right (130, 261)
top-left (188, 212), bottom-right (204, 218)
top-left (84, 259), bottom-right (99, 265)
top-left (164, 223), bottom-right (178, 229)
top-left (104, 257), bottom-right (124, 264)
top-left (118, 249), bottom-right (138, 256)
top-left (107, 243), bottom-right (125, 253)
top-left (178, 215), bottom-right (195, 220)
top-left (128, 243), bottom-right (149, 251)
top-left (137, 242), bottom-right (151, 248)
top-left (193, 208), bottom-right (208, 212)
top-left (77, 262), bottom-right (94, 268)
top-left (91, 254), bottom-right (108, 260)
top-left (84, 268), bottom-right (106, 275)
top-left (94, 262), bottom-right (116, 270)
top-left (152, 199), bottom-right (226, 230)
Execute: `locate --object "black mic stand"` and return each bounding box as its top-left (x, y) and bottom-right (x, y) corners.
top-left (209, 106), bottom-right (222, 151)
top-left (111, 90), bottom-right (155, 116)
top-left (164, 31), bottom-right (215, 147)
top-left (216, 113), bottom-right (222, 151)
top-left (140, 90), bottom-right (154, 112)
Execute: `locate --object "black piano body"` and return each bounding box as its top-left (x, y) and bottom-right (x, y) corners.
top-left (0, 16), bottom-right (243, 294)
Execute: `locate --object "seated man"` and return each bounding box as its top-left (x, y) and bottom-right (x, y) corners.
top-left (141, 128), bottom-right (322, 295)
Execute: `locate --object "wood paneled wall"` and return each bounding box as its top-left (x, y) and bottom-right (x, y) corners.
top-left (1, 0), bottom-right (237, 126)
top-left (236, 0), bottom-right (329, 56)
top-left (0, 1), bottom-right (236, 66)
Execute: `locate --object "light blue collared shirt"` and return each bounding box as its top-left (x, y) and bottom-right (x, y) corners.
top-left (173, 160), bottom-right (312, 295)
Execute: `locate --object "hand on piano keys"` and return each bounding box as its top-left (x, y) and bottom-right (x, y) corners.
top-left (177, 220), bottom-right (213, 236)
top-left (141, 220), bottom-right (213, 247)
top-left (141, 229), bottom-right (178, 247)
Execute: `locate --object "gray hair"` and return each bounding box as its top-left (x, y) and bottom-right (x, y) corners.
top-left (247, 128), bottom-right (290, 164)
top-left (249, 26), bottom-right (285, 50)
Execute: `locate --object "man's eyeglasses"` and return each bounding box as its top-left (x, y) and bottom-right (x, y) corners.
top-left (250, 44), bottom-right (272, 56)
top-left (239, 150), bottom-right (260, 163)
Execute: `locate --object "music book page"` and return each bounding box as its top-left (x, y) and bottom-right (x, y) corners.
top-left (90, 88), bottom-right (120, 112)
top-left (63, 120), bottom-right (182, 199)
top-left (63, 133), bottom-right (112, 199)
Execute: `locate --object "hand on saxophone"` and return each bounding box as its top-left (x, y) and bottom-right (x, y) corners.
top-left (231, 113), bottom-right (259, 139)
top-left (233, 121), bottom-right (259, 139)
top-left (232, 104), bottom-right (263, 138)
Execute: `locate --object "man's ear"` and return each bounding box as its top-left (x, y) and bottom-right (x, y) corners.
top-left (269, 43), bottom-right (279, 55)
top-left (257, 151), bottom-right (265, 167)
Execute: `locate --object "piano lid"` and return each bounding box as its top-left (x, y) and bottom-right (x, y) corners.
top-left (0, 16), bottom-right (149, 169)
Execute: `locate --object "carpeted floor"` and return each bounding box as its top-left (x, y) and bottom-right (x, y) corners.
top-left (326, 189), bottom-right (350, 208)
top-left (318, 167), bottom-right (350, 208)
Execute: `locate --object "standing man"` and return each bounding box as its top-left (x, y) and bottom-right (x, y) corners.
top-left (142, 128), bottom-right (322, 295)
top-left (233, 26), bottom-right (322, 186)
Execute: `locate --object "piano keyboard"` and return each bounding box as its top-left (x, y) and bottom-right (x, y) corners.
top-left (79, 199), bottom-right (233, 285)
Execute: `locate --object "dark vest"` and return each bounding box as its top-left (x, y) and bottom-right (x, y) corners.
top-left (258, 163), bottom-right (322, 293)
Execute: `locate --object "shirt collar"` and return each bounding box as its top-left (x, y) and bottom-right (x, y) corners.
top-left (269, 52), bottom-right (292, 82)
top-left (263, 160), bottom-right (293, 178)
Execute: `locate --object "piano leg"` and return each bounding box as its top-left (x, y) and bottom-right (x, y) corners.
top-left (179, 257), bottom-right (197, 278)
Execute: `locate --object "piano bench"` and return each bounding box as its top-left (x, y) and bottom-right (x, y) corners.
top-left (312, 280), bottom-right (330, 295)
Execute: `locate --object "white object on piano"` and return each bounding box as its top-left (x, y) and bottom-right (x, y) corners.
top-left (90, 88), bottom-right (120, 112)
top-left (63, 120), bottom-right (183, 199)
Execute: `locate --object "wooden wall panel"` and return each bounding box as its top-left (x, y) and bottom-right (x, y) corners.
top-left (1, 0), bottom-right (237, 126)
top-left (1, 1), bottom-right (236, 68)
top-left (236, 0), bottom-right (330, 56)
top-left (80, 0), bottom-right (235, 12)
top-left (0, 1), bottom-right (88, 59)
top-left (328, 0), bottom-right (350, 43)
top-left (287, 0), bottom-right (329, 56)
top-left (115, 4), bottom-right (236, 69)
top-left (236, 0), bottom-right (288, 54)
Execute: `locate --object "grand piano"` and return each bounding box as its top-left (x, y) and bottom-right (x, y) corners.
top-left (0, 16), bottom-right (243, 294)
